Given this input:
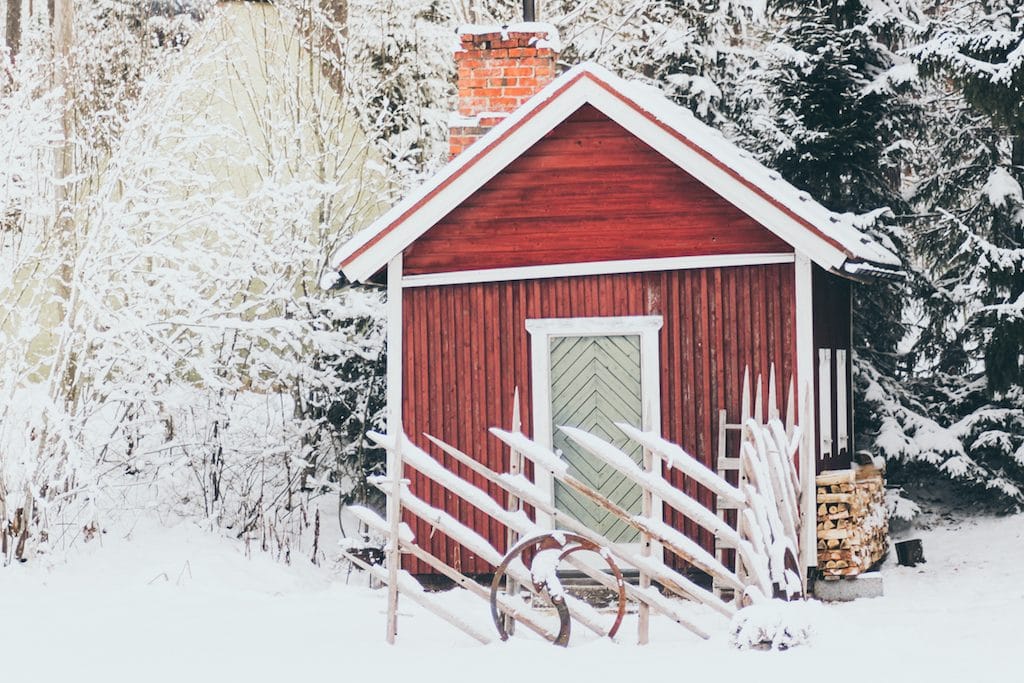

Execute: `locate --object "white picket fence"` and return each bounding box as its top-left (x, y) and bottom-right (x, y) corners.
top-left (341, 368), bottom-right (805, 646)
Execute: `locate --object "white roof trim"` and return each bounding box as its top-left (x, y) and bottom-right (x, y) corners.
top-left (402, 253), bottom-right (795, 288)
top-left (332, 63), bottom-right (900, 284)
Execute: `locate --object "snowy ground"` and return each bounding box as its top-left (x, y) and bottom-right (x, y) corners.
top-left (3, 514), bottom-right (1019, 682)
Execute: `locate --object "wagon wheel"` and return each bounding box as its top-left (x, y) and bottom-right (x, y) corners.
top-left (489, 532), bottom-right (627, 647)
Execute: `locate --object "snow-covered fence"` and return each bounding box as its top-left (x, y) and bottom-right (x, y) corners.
top-left (346, 368), bottom-right (803, 645)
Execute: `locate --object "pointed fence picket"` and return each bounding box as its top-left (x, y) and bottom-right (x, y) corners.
top-left (357, 367), bottom-right (804, 645)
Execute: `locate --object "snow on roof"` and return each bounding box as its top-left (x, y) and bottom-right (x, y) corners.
top-left (331, 63), bottom-right (901, 283)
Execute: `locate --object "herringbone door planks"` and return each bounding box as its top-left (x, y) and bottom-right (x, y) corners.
top-left (550, 334), bottom-right (643, 542)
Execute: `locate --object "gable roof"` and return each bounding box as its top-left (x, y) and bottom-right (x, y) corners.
top-left (332, 63), bottom-right (901, 284)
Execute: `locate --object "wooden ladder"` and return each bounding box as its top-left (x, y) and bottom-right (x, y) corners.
top-left (714, 410), bottom-right (746, 600)
top-left (713, 366), bottom-right (794, 600)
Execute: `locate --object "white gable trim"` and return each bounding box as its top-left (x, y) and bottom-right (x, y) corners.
top-left (401, 253), bottom-right (795, 288)
top-left (334, 64), bottom-right (897, 284)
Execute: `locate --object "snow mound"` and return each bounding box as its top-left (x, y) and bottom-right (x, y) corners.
top-left (729, 600), bottom-right (812, 651)
top-left (886, 487), bottom-right (922, 522)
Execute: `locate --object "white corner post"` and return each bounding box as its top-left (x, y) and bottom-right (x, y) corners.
top-left (385, 253), bottom-right (404, 644)
top-left (794, 253), bottom-right (817, 589)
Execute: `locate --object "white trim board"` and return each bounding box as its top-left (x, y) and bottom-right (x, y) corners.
top-left (402, 253), bottom-right (795, 288)
top-left (794, 253), bottom-right (817, 582)
top-left (332, 64), bottom-right (898, 284)
top-left (526, 315), bottom-right (663, 556)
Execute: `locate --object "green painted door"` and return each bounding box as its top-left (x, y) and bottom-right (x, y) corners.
top-left (550, 335), bottom-right (643, 543)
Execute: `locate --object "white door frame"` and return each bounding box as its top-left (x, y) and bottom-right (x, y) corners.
top-left (525, 315), bottom-right (663, 533)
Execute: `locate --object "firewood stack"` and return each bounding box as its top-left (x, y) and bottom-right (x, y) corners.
top-left (815, 467), bottom-right (888, 580)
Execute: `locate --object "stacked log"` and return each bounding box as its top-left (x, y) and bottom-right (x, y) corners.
top-left (815, 467), bottom-right (888, 580)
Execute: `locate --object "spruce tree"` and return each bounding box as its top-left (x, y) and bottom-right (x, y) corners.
top-left (735, 1), bottom-right (923, 462)
top-left (909, 1), bottom-right (1024, 508)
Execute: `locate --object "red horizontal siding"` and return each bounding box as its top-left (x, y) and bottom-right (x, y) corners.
top-left (402, 105), bottom-right (793, 276)
top-left (401, 264), bottom-right (797, 575)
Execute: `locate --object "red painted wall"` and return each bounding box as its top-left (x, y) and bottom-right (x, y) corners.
top-left (401, 264), bottom-right (797, 575)
top-left (403, 105), bottom-right (793, 276)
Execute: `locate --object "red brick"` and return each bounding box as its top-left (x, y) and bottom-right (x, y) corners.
top-left (488, 96), bottom-right (519, 109)
top-left (503, 66), bottom-right (535, 78)
top-left (500, 86), bottom-right (535, 98)
top-left (474, 66), bottom-right (505, 78)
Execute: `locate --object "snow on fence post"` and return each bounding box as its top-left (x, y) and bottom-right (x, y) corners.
top-left (348, 506), bottom-right (561, 643)
top-left (638, 394), bottom-right (654, 645)
top-left (385, 424), bottom-right (403, 645)
top-left (525, 427), bottom-right (739, 617)
top-left (738, 417), bottom-right (803, 599)
top-left (343, 541), bottom-right (494, 645)
top-left (371, 432), bottom-right (615, 639)
top-left (504, 388), bottom-right (524, 637)
top-left (427, 433), bottom-right (717, 639)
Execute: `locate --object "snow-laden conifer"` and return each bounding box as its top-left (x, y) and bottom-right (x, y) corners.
top-left (906, 0), bottom-right (1024, 508)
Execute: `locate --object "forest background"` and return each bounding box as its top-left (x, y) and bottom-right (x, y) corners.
top-left (1, 0), bottom-right (1021, 565)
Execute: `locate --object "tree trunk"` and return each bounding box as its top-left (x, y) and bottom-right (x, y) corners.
top-left (52, 0), bottom-right (74, 268)
top-left (5, 0), bottom-right (21, 58)
top-left (328, 0), bottom-right (347, 36)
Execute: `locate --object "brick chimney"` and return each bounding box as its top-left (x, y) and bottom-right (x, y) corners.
top-left (449, 24), bottom-right (560, 158)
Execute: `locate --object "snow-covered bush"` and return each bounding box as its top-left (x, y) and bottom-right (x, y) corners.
top-left (729, 600), bottom-right (812, 651)
top-left (886, 486), bottom-right (921, 523)
top-left (550, 0), bottom-right (765, 122)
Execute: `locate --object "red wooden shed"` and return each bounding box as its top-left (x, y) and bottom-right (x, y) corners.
top-left (331, 25), bottom-right (901, 582)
